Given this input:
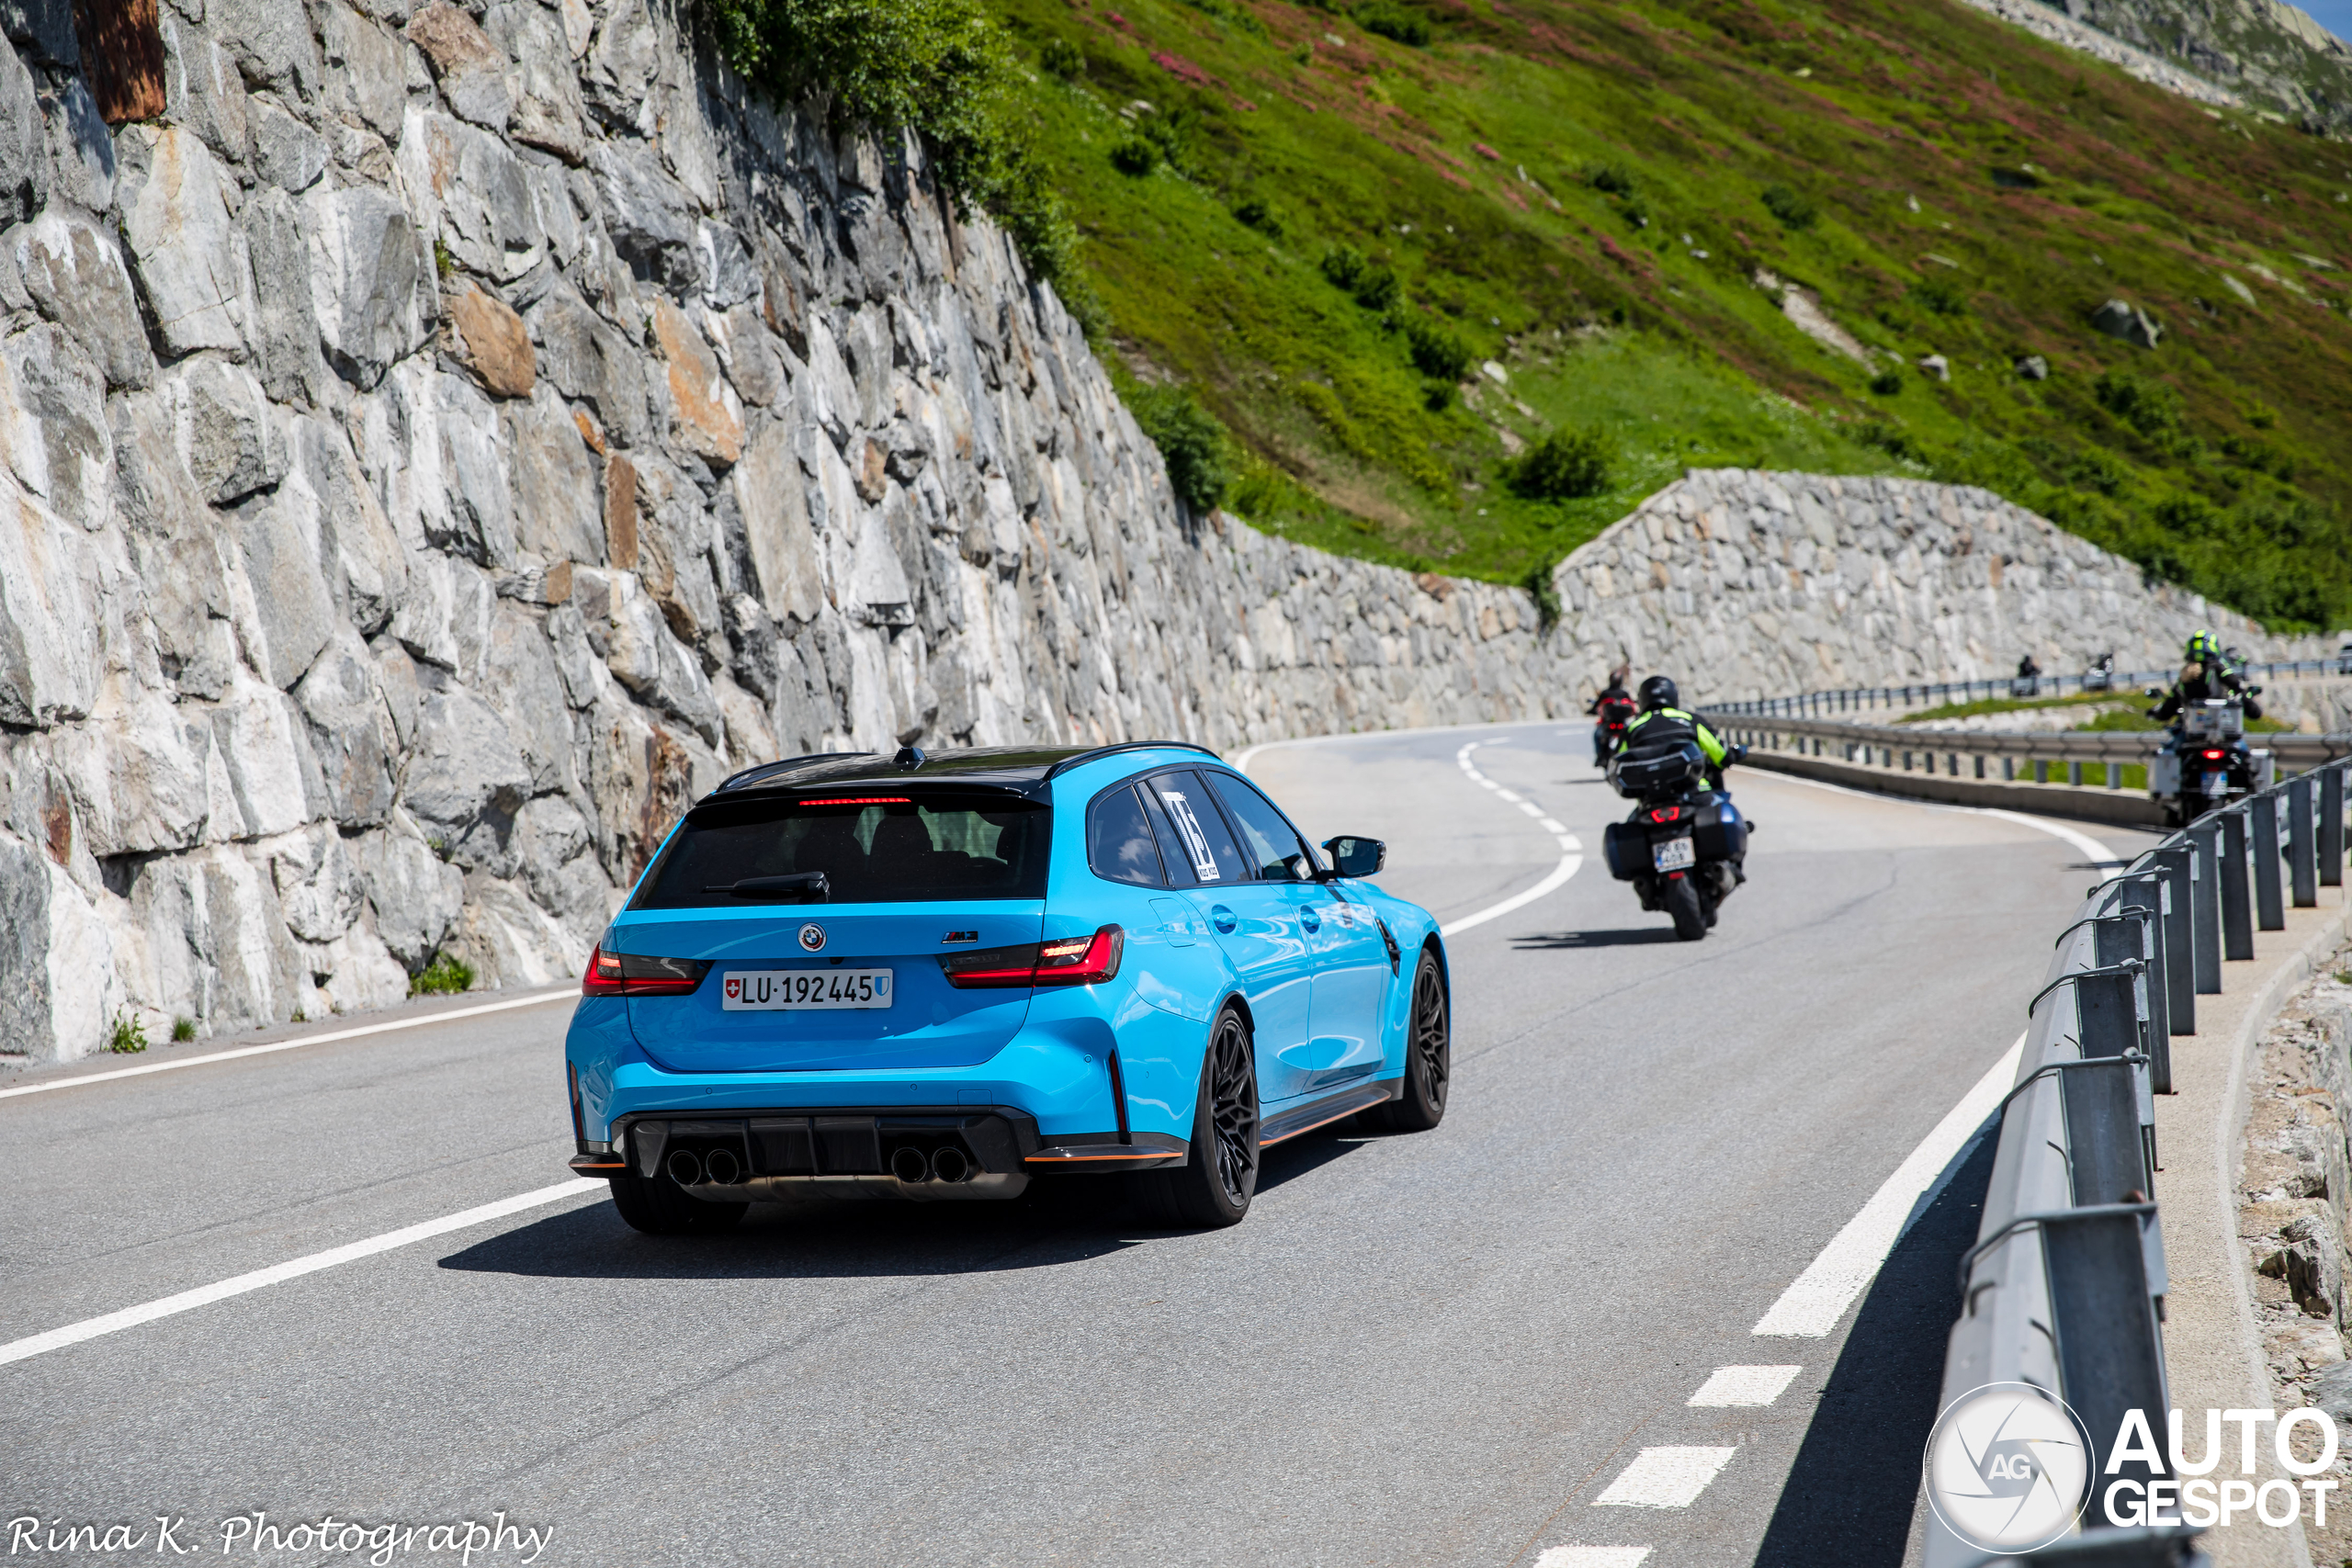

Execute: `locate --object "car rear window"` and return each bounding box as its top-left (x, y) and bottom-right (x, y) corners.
top-left (1141, 771), bottom-right (1248, 885)
top-left (631, 793), bottom-right (1051, 908)
top-left (1087, 784), bottom-right (1167, 887)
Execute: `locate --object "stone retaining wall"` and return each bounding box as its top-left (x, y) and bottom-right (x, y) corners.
top-left (0, 0), bottom-right (2328, 1060)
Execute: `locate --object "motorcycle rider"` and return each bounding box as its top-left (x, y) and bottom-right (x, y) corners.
top-left (2151, 629), bottom-right (2264, 722)
top-left (1615, 675), bottom-right (1732, 787)
top-left (1587, 662), bottom-right (1638, 766)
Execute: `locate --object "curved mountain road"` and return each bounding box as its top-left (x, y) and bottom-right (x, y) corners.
top-left (0, 722), bottom-right (2156, 1566)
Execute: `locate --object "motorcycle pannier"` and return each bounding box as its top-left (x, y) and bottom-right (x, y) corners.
top-left (1600, 820), bottom-right (1646, 881)
top-left (1693, 799), bottom-right (1747, 863)
top-left (1611, 740), bottom-right (1704, 797)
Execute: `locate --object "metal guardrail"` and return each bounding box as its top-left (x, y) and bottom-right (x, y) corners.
top-left (1710, 656), bottom-right (2352, 721)
top-left (1916, 751), bottom-right (2352, 1565)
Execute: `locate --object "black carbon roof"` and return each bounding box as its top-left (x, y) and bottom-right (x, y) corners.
top-left (710, 742), bottom-right (1218, 797)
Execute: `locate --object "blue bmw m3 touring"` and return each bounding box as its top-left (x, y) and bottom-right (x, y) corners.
top-left (563, 741), bottom-right (1451, 1232)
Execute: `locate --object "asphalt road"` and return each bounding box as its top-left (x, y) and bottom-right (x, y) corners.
top-left (0, 722), bottom-right (2159, 1567)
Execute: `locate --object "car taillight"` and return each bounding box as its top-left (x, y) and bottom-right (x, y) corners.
top-left (942, 926), bottom-right (1125, 988)
top-left (582, 945), bottom-right (712, 997)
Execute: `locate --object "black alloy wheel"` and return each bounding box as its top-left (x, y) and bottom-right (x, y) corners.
top-left (1134, 1008), bottom-right (1261, 1227)
top-left (1365, 949), bottom-right (1450, 1133)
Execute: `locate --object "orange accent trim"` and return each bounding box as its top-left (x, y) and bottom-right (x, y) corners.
top-left (1023, 1150), bottom-right (1181, 1163)
top-left (1259, 1097), bottom-right (1385, 1147)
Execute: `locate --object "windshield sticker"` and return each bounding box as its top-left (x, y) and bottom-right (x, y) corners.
top-left (1159, 790), bottom-right (1221, 882)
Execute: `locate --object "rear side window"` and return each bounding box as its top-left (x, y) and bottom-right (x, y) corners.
top-left (1207, 773), bottom-right (1315, 882)
top-left (1087, 785), bottom-right (1166, 887)
top-left (631, 793), bottom-right (1050, 908)
top-left (1143, 771), bottom-right (1247, 885)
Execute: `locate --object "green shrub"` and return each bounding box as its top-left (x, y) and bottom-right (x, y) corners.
top-left (2154, 494), bottom-right (2226, 538)
top-left (1910, 276), bottom-right (1969, 316)
top-left (171, 1015), bottom-right (195, 1042)
top-left (1231, 194), bottom-right (1281, 235)
top-left (1109, 136), bottom-right (1158, 175)
top-left (1130, 385), bottom-right (1233, 513)
top-left (1039, 36), bottom-right (1082, 76)
top-left (2221, 434), bottom-right (2292, 480)
top-left (1406, 319), bottom-right (1471, 382)
top-left (1582, 163), bottom-right (1635, 197)
top-left (107, 1010), bottom-right (148, 1055)
top-left (1319, 245), bottom-right (1397, 310)
top-left (1423, 381), bottom-right (1454, 411)
top-left (1869, 368), bottom-right (1904, 396)
top-left (1523, 560), bottom-right (1562, 631)
top-left (1855, 420), bottom-right (1927, 463)
top-left (1509, 427), bottom-right (1612, 500)
top-left (411, 952), bottom-right (476, 997)
top-left (1760, 184), bottom-right (1816, 231)
top-left (1137, 106), bottom-right (1196, 173)
top-left (1352, 266), bottom-right (1399, 311)
top-left (708, 0), bottom-right (1076, 282)
top-left (1320, 244), bottom-right (1366, 291)
top-left (1354, 0), bottom-right (1429, 45)
top-left (2092, 370), bottom-right (2180, 436)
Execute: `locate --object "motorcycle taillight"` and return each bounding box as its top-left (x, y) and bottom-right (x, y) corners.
top-left (2202, 750), bottom-right (2225, 761)
top-left (1649, 807), bottom-right (1680, 823)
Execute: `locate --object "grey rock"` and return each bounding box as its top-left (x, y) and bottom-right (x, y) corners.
top-left (530, 283), bottom-right (647, 446)
top-left (2091, 297), bottom-right (2163, 349)
top-left (0, 33), bottom-right (42, 220)
top-left (504, 384), bottom-right (603, 564)
top-left (0, 321), bottom-right (112, 531)
top-left (0, 478), bottom-right (99, 725)
top-left (304, 180), bottom-right (433, 389)
top-left (253, 96), bottom-right (328, 190)
top-left (405, 0), bottom-right (511, 133)
top-left (397, 107), bottom-right (544, 281)
top-left (270, 824), bottom-right (365, 942)
top-left (15, 209), bottom-right (153, 390)
top-left (157, 355), bottom-right (284, 505)
top-left (589, 138), bottom-right (697, 290)
top-left (292, 627), bottom-right (395, 825)
top-left (0, 835), bottom-right (57, 1054)
top-left (314, 2), bottom-right (404, 141)
top-left (580, 0), bottom-right (658, 129)
top-left (481, 602), bottom-right (573, 795)
top-left (484, 0), bottom-right (586, 163)
top-left (234, 485), bottom-right (337, 688)
top-left (161, 13), bottom-right (252, 165)
top-left (696, 220), bottom-right (757, 309)
top-left (2015, 355), bottom-right (2050, 380)
top-left (701, 302), bottom-right (785, 408)
top-left (40, 78), bottom-right (110, 212)
top-left (207, 0), bottom-right (322, 96)
top-left (242, 185), bottom-right (332, 405)
top-left (1917, 353), bottom-right (1951, 382)
top-left (0, 0), bottom-right (72, 64)
top-left (401, 686), bottom-right (531, 832)
top-left (733, 417), bottom-right (823, 623)
top-left (108, 390), bottom-right (233, 698)
top-left (356, 823), bottom-right (464, 969)
top-left (2312, 1359), bottom-right (2352, 1425)
top-left (117, 125), bottom-right (256, 359)
top-left (601, 569), bottom-right (718, 741)
top-left (288, 414), bottom-right (406, 635)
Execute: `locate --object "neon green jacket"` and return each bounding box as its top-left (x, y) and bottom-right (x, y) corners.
top-left (1618, 706), bottom-right (1728, 767)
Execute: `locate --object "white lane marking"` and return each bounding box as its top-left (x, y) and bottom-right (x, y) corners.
top-left (1689, 1365), bottom-right (1803, 1407)
top-left (1593, 1447), bottom-right (1737, 1508)
top-left (0, 988), bottom-right (578, 1101)
top-left (1973, 807), bottom-right (2115, 864)
top-left (1539, 817), bottom-right (1567, 833)
top-left (1536, 1550), bottom-right (1652, 1567)
top-left (0, 1179), bottom-right (603, 1368)
top-left (1752, 1032), bottom-right (2026, 1337)
top-left (1441, 741), bottom-right (1582, 938)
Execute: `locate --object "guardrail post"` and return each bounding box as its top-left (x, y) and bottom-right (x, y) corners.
top-left (2040, 1208), bottom-right (2170, 1481)
top-left (2093, 909), bottom-right (2169, 1091)
top-left (2321, 763), bottom-right (2344, 887)
top-left (2153, 846), bottom-right (2196, 1036)
top-left (2253, 793), bottom-right (2286, 931)
top-left (2185, 822), bottom-right (2222, 996)
top-left (2063, 1039), bottom-right (2149, 1203)
top-left (2219, 810), bottom-right (2254, 961)
top-left (2107, 761), bottom-right (2121, 790)
top-left (2290, 774), bottom-right (2318, 908)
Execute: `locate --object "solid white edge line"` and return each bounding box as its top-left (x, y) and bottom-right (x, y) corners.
top-left (0, 1179), bottom-right (604, 1369)
top-left (1750, 1032), bottom-right (2026, 1337)
top-left (1749, 768), bottom-right (2121, 863)
top-left (0, 988), bottom-right (578, 1101)
top-left (1972, 807), bottom-right (2116, 865)
top-left (1441, 853), bottom-right (1583, 938)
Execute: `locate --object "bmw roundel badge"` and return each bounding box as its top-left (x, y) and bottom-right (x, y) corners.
top-left (798, 922), bottom-right (827, 953)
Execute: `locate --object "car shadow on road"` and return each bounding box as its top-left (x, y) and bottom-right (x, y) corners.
top-left (1751, 1113), bottom-right (1999, 1567)
top-left (436, 1128), bottom-right (1375, 1281)
top-left (1509, 927), bottom-right (1679, 949)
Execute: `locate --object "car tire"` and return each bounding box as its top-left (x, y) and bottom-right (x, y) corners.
top-left (608, 1170), bottom-right (750, 1235)
top-left (1666, 874), bottom-right (1707, 941)
top-left (1363, 950), bottom-right (1449, 1134)
top-left (1133, 1008), bottom-right (1260, 1228)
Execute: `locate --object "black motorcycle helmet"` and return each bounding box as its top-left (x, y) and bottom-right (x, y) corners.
top-left (1637, 674), bottom-right (1679, 712)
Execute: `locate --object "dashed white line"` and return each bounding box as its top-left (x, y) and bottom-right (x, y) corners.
top-left (1751, 1031), bottom-right (2026, 1337)
top-left (0, 1179), bottom-right (604, 1369)
top-left (1593, 1447), bottom-right (1737, 1508)
top-left (1536, 1550), bottom-right (1652, 1567)
top-left (0, 988), bottom-right (579, 1101)
top-left (1689, 1365), bottom-right (1803, 1407)
top-left (1442, 742), bottom-right (1583, 937)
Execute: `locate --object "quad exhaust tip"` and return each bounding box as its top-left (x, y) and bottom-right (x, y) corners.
top-left (664, 1148), bottom-right (704, 1186)
top-left (701, 1146), bottom-right (743, 1185)
top-left (889, 1145), bottom-right (930, 1183)
top-left (931, 1146), bottom-right (972, 1183)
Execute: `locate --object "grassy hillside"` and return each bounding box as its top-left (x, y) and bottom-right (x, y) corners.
top-left (981, 0), bottom-right (2352, 627)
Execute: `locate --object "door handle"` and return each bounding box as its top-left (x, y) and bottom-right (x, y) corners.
top-left (1300, 907), bottom-right (1321, 932)
top-left (1209, 904), bottom-right (1237, 933)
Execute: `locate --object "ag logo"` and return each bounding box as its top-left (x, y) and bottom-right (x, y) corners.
top-left (1923, 1382), bottom-right (2091, 1554)
top-left (798, 923), bottom-right (826, 953)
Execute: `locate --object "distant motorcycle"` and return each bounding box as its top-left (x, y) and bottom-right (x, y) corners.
top-left (2084, 653), bottom-right (2116, 694)
top-left (1600, 739), bottom-right (1749, 941)
top-left (1591, 693), bottom-right (1638, 767)
top-left (2146, 696), bottom-right (2260, 828)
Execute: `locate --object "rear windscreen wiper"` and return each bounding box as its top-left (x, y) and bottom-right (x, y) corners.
top-left (704, 872), bottom-right (831, 901)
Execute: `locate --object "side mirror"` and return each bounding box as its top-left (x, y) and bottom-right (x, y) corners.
top-left (2144, 686), bottom-right (2165, 699)
top-left (1321, 835), bottom-right (1386, 878)
top-left (1724, 743), bottom-right (1749, 767)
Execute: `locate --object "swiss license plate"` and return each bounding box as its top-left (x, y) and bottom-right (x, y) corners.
top-left (1653, 835), bottom-right (1696, 873)
top-left (2201, 771), bottom-right (2228, 796)
top-left (721, 969), bottom-right (893, 1010)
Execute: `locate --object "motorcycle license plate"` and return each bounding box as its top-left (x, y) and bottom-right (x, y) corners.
top-left (2201, 771), bottom-right (2228, 796)
top-left (1653, 835), bottom-right (1696, 873)
top-left (721, 969), bottom-right (893, 1010)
